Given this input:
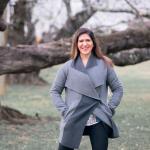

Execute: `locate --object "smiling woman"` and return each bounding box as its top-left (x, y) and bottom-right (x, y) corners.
top-left (77, 33), bottom-right (93, 59)
top-left (50, 28), bottom-right (123, 150)
top-left (77, 33), bottom-right (93, 67)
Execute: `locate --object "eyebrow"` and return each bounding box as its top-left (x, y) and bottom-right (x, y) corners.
top-left (78, 38), bottom-right (91, 41)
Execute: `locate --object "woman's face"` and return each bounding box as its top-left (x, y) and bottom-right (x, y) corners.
top-left (77, 33), bottom-right (94, 56)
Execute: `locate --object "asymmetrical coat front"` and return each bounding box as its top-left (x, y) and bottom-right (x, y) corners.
top-left (50, 54), bottom-right (123, 149)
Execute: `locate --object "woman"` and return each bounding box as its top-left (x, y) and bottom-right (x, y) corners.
top-left (50, 28), bottom-right (123, 150)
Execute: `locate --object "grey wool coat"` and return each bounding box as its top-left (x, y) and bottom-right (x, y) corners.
top-left (50, 53), bottom-right (123, 149)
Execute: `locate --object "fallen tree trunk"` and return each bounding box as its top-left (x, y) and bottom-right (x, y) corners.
top-left (0, 40), bottom-right (70, 75)
top-left (0, 43), bottom-right (150, 75)
top-left (1, 26), bottom-right (150, 75)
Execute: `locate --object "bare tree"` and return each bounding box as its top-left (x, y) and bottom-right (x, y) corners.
top-left (0, 0), bottom-right (9, 31)
top-left (63, 0), bottom-right (72, 18)
top-left (6, 0), bottom-right (47, 85)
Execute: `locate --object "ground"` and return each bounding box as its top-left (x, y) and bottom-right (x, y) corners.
top-left (0, 61), bottom-right (150, 150)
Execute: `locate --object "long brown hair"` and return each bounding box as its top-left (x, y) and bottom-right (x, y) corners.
top-left (70, 28), bottom-right (113, 66)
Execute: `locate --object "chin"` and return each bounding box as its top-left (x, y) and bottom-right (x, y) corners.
top-left (81, 51), bottom-right (91, 54)
top-left (83, 52), bottom-right (91, 55)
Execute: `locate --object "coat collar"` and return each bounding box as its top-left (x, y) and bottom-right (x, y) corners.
top-left (73, 53), bottom-right (97, 73)
top-left (72, 53), bottom-right (106, 88)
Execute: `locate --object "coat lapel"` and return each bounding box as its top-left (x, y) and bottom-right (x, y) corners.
top-left (86, 53), bottom-right (107, 88)
top-left (65, 53), bottom-right (106, 103)
top-left (65, 67), bottom-right (99, 100)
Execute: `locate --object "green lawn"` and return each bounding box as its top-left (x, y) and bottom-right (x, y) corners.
top-left (0, 61), bottom-right (150, 150)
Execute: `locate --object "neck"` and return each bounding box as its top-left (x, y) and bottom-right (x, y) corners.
top-left (80, 53), bottom-right (91, 61)
top-left (80, 53), bottom-right (91, 67)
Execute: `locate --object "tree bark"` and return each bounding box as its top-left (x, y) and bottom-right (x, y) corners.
top-left (8, 0), bottom-right (36, 45)
top-left (0, 0), bottom-right (9, 31)
top-left (109, 48), bottom-right (150, 66)
top-left (0, 22), bottom-right (150, 75)
top-left (0, 40), bottom-right (70, 75)
top-left (0, 25), bottom-right (150, 75)
top-left (96, 24), bottom-right (150, 53)
top-left (0, 0), bottom-right (9, 17)
top-left (0, 18), bottom-right (7, 31)
top-left (6, 0), bottom-right (46, 85)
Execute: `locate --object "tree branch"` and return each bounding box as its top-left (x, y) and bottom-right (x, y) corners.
top-left (92, 6), bottom-right (150, 18)
top-left (54, 7), bottom-right (96, 40)
top-left (63, 0), bottom-right (72, 18)
top-left (98, 24), bottom-right (150, 53)
top-left (0, 26), bottom-right (150, 75)
top-left (0, 40), bottom-right (71, 75)
top-left (124, 0), bottom-right (140, 17)
top-left (109, 48), bottom-right (150, 66)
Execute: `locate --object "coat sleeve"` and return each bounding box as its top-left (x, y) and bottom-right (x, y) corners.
top-left (107, 65), bottom-right (123, 114)
top-left (50, 63), bottom-right (69, 117)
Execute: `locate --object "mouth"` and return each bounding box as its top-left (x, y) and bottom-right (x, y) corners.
top-left (81, 47), bottom-right (90, 51)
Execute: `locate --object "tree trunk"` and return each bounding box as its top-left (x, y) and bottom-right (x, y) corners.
top-left (0, 18), bottom-right (7, 31)
top-left (0, 42), bottom-right (70, 75)
top-left (7, 0), bottom-right (46, 85)
top-left (0, 0), bottom-right (9, 31)
top-left (0, 24), bottom-right (150, 75)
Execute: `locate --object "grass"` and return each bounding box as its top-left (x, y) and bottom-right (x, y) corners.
top-left (0, 61), bottom-right (150, 150)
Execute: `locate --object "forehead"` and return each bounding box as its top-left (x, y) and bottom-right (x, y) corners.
top-left (78, 33), bottom-right (91, 40)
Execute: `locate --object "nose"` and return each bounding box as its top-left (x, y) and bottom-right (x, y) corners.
top-left (83, 41), bottom-right (87, 46)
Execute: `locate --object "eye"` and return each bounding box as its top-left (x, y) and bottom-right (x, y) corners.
top-left (86, 39), bottom-right (91, 42)
top-left (78, 39), bottom-right (83, 43)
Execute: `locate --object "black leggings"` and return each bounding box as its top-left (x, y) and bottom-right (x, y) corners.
top-left (58, 121), bottom-right (111, 150)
